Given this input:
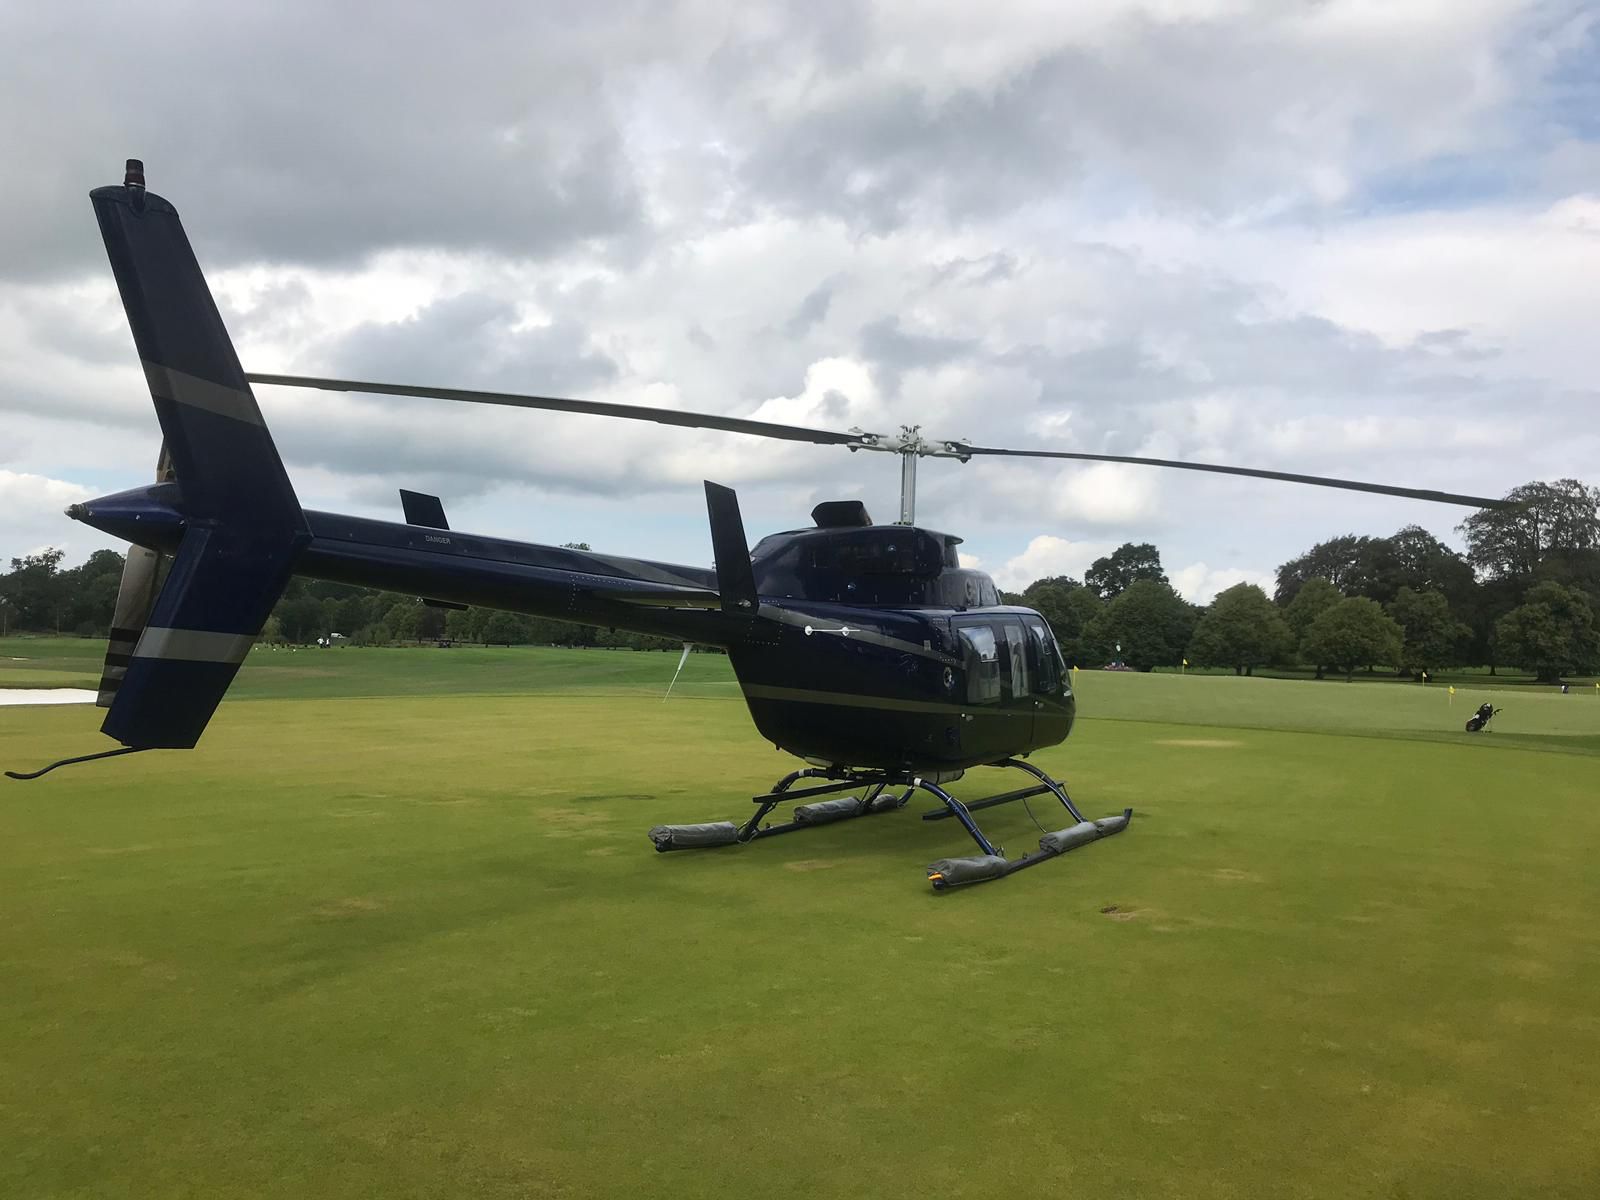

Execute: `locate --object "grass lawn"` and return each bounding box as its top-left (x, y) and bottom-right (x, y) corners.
top-left (3, 639), bottom-right (1599, 1198)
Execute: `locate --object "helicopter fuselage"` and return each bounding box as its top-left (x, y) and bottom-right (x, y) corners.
top-left (74, 482), bottom-right (1076, 772)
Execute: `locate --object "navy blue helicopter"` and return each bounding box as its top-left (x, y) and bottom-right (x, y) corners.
top-left (8, 161), bottom-right (1513, 890)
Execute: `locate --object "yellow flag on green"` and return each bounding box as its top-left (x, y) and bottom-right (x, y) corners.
top-left (1448, 685), bottom-right (1456, 696)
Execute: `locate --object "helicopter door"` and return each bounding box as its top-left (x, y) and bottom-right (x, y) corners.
top-left (1022, 615), bottom-right (1071, 743)
top-left (997, 619), bottom-right (1036, 739)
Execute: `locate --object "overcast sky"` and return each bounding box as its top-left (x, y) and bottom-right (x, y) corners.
top-left (3, 0), bottom-right (1596, 600)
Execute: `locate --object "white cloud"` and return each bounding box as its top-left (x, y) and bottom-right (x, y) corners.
top-left (1170, 562), bottom-right (1275, 604)
top-left (0, 469), bottom-right (104, 565)
top-left (992, 534), bottom-right (1117, 593)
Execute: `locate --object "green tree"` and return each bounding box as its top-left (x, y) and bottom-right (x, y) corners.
top-left (445, 607), bottom-right (477, 642)
top-left (1187, 583), bottom-right (1293, 675)
top-left (1285, 577), bottom-right (1342, 678)
top-left (1023, 574), bottom-right (1081, 594)
top-left (55, 548), bottom-right (126, 635)
top-left (1494, 582), bottom-right (1600, 684)
top-left (1021, 580), bottom-right (1101, 667)
top-left (1380, 525), bottom-right (1478, 610)
top-left (384, 601), bottom-right (422, 642)
top-left (334, 595), bottom-right (373, 634)
top-left (1387, 587), bottom-right (1468, 676)
top-left (1457, 479), bottom-right (1600, 582)
top-left (1084, 543), bottom-right (1167, 601)
top-left (1088, 579), bottom-right (1195, 671)
top-left (1301, 598), bottom-right (1403, 682)
top-left (1, 548), bottom-right (67, 631)
top-left (480, 610), bottom-right (526, 646)
top-left (1274, 536), bottom-right (1379, 604)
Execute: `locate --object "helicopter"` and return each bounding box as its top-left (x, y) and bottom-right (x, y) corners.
top-left (5, 161), bottom-right (1514, 891)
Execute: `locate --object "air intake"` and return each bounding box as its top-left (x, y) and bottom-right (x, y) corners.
top-left (811, 500), bottom-right (873, 528)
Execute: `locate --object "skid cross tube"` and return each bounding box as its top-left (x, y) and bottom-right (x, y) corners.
top-left (738, 766), bottom-right (839, 840)
top-left (921, 782), bottom-right (1052, 821)
top-left (738, 769), bottom-right (909, 842)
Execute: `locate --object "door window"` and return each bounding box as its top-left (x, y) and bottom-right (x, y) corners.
top-left (956, 624), bottom-right (1001, 705)
top-left (1002, 622), bottom-right (1029, 700)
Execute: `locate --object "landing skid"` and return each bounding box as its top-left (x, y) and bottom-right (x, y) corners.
top-left (646, 758), bottom-right (1131, 890)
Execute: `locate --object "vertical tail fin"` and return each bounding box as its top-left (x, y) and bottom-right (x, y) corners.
top-left (92, 162), bottom-right (303, 532)
top-left (90, 161), bottom-right (308, 749)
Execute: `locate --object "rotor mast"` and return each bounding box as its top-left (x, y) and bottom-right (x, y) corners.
top-left (849, 425), bottom-right (972, 525)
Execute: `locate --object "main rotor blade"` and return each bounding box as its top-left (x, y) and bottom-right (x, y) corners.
top-left (956, 445), bottom-right (1515, 509)
top-left (246, 373), bottom-right (874, 447)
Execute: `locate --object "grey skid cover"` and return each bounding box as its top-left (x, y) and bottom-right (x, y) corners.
top-left (926, 855), bottom-right (1010, 886)
top-left (867, 789), bottom-right (910, 814)
top-left (648, 821), bottom-right (741, 850)
top-left (1038, 821), bottom-right (1099, 854)
top-left (1039, 810), bottom-right (1132, 854)
top-left (794, 796), bottom-right (866, 825)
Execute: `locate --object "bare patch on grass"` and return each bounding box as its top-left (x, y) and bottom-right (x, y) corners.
top-left (1210, 867), bottom-right (1263, 883)
top-left (312, 896), bottom-right (386, 919)
top-left (1154, 738), bottom-right (1244, 748)
top-left (784, 859), bottom-right (838, 872)
top-left (100, 950), bottom-right (179, 981)
top-left (87, 844), bottom-right (159, 856)
top-left (542, 809), bottom-right (611, 838)
top-left (1100, 905), bottom-right (1142, 921)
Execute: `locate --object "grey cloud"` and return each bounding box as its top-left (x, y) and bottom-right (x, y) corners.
top-left (783, 280), bottom-right (837, 337)
top-left (708, 6), bottom-right (1568, 232)
top-left (2, 3), bottom-right (651, 281)
top-left (318, 293), bottom-right (618, 395)
top-left (857, 316), bottom-right (978, 393)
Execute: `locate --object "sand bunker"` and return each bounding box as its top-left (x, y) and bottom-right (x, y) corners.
top-left (0, 688), bottom-right (97, 706)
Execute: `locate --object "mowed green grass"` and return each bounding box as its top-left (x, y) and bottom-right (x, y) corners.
top-left (4, 640), bottom-right (1600, 1198)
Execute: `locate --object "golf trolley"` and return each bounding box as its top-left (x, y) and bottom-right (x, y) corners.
top-left (1464, 702), bottom-right (1501, 733)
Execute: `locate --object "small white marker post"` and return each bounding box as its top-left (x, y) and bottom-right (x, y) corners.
top-left (663, 642), bottom-right (693, 701)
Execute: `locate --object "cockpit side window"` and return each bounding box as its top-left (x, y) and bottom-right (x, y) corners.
top-left (1023, 616), bottom-right (1065, 695)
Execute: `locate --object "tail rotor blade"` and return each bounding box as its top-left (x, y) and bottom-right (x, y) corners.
top-left (98, 544), bottom-right (163, 708)
top-left (98, 443), bottom-right (175, 707)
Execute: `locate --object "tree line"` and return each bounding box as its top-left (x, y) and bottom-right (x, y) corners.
top-left (0, 542), bottom-right (686, 652)
top-left (1003, 479), bottom-right (1600, 683)
top-left (4, 477), bottom-right (1596, 679)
